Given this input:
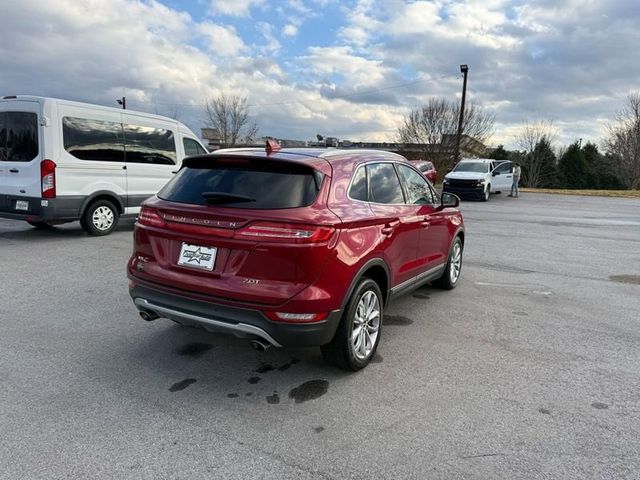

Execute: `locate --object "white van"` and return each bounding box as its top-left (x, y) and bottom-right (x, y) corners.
top-left (0, 95), bottom-right (207, 235)
top-left (442, 158), bottom-right (513, 202)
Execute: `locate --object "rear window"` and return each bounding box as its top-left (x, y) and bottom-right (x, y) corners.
top-left (159, 158), bottom-right (322, 209)
top-left (0, 112), bottom-right (39, 162)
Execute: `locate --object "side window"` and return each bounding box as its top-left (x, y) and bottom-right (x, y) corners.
top-left (124, 125), bottom-right (176, 165)
top-left (367, 163), bottom-right (404, 204)
top-left (62, 117), bottom-right (124, 162)
top-left (183, 137), bottom-right (206, 157)
top-left (494, 162), bottom-right (512, 174)
top-left (396, 164), bottom-right (435, 205)
top-left (348, 165), bottom-right (368, 201)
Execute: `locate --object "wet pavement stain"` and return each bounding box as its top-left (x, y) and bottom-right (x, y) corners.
top-left (169, 378), bottom-right (197, 392)
top-left (245, 392), bottom-right (253, 396)
top-left (278, 363), bottom-right (291, 371)
top-left (289, 380), bottom-right (329, 403)
top-left (227, 393), bottom-right (239, 398)
top-left (610, 275), bottom-right (640, 285)
top-left (291, 358), bottom-right (301, 365)
top-left (538, 408), bottom-right (551, 415)
top-left (248, 376), bottom-right (261, 384)
top-left (371, 353), bottom-right (383, 363)
top-left (256, 363), bottom-right (275, 373)
top-left (176, 342), bottom-right (213, 358)
top-left (412, 293), bottom-right (431, 299)
top-left (313, 426), bottom-right (325, 433)
top-left (592, 402), bottom-right (609, 410)
top-left (266, 393), bottom-right (280, 404)
top-left (513, 311), bottom-right (529, 317)
top-left (384, 315), bottom-right (414, 326)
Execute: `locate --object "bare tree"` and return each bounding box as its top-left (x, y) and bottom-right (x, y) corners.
top-left (513, 120), bottom-right (559, 188)
top-left (604, 93), bottom-right (640, 189)
top-left (204, 94), bottom-right (259, 147)
top-left (397, 97), bottom-right (495, 170)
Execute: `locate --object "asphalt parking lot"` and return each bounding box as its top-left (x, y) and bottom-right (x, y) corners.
top-left (1, 192), bottom-right (639, 479)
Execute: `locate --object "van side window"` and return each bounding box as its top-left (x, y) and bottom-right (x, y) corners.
top-left (63, 117), bottom-right (124, 162)
top-left (366, 163), bottom-right (405, 204)
top-left (183, 138), bottom-right (206, 157)
top-left (0, 112), bottom-right (39, 162)
top-left (124, 125), bottom-right (176, 165)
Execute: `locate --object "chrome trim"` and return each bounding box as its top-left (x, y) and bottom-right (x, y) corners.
top-left (134, 298), bottom-right (283, 347)
top-left (389, 263), bottom-right (446, 294)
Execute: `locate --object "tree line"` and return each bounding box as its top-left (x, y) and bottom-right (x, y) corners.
top-left (200, 92), bottom-right (639, 190)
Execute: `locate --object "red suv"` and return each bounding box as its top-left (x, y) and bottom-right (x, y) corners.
top-left (127, 147), bottom-right (464, 370)
top-left (414, 160), bottom-right (437, 184)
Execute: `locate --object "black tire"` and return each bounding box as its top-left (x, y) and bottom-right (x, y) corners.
top-left (481, 185), bottom-right (490, 202)
top-left (434, 236), bottom-right (463, 290)
top-left (80, 199), bottom-right (119, 236)
top-left (26, 221), bottom-right (55, 229)
top-left (321, 278), bottom-right (383, 371)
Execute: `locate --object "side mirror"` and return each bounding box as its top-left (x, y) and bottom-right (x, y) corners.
top-left (492, 171), bottom-right (500, 176)
top-left (438, 192), bottom-right (459, 210)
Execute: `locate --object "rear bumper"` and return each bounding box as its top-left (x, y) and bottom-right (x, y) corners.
top-left (442, 185), bottom-right (485, 199)
top-left (129, 283), bottom-right (342, 348)
top-left (0, 195), bottom-right (83, 222)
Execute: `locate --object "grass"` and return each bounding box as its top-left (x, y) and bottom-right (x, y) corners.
top-left (520, 188), bottom-right (640, 199)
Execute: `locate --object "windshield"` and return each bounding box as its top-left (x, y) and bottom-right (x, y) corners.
top-left (0, 111), bottom-right (39, 162)
top-left (453, 162), bottom-right (488, 173)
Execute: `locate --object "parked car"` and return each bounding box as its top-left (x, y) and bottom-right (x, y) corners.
top-left (414, 160), bottom-right (437, 184)
top-left (442, 158), bottom-right (513, 201)
top-left (0, 95), bottom-right (207, 235)
top-left (127, 146), bottom-right (465, 370)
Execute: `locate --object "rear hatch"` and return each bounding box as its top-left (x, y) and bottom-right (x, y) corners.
top-left (0, 100), bottom-right (42, 199)
top-left (131, 155), bottom-right (339, 306)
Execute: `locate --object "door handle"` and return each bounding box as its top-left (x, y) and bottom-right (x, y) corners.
top-left (9, 169), bottom-right (19, 173)
top-left (420, 215), bottom-right (431, 228)
top-left (171, 170), bottom-right (178, 174)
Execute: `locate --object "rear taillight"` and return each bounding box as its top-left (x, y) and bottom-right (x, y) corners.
top-left (40, 159), bottom-right (56, 199)
top-left (263, 311), bottom-right (329, 323)
top-left (138, 206), bottom-right (166, 228)
top-left (235, 222), bottom-right (335, 243)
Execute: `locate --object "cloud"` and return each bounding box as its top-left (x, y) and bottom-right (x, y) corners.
top-left (197, 23), bottom-right (246, 56)
top-left (209, 0), bottom-right (264, 17)
top-left (283, 24), bottom-right (298, 37)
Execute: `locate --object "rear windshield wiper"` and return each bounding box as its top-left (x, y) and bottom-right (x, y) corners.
top-left (202, 192), bottom-right (256, 204)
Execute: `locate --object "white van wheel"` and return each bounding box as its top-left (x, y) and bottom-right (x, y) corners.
top-left (81, 200), bottom-right (119, 236)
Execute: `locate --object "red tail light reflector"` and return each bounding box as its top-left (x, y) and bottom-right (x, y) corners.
top-left (235, 222), bottom-right (335, 243)
top-left (40, 159), bottom-right (56, 199)
top-left (263, 311), bottom-right (329, 323)
top-left (138, 206), bottom-right (166, 227)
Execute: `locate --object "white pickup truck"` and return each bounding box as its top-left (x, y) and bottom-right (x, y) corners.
top-left (442, 158), bottom-right (513, 201)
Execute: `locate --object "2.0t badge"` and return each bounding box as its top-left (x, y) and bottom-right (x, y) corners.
top-left (177, 243), bottom-right (217, 271)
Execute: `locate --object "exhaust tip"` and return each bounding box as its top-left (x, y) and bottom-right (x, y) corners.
top-left (249, 339), bottom-right (271, 352)
top-left (139, 310), bottom-right (159, 322)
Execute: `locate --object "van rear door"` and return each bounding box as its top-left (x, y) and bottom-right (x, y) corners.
top-left (0, 100), bottom-right (42, 198)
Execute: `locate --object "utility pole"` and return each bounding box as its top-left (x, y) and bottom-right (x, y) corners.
top-left (454, 64), bottom-right (469, 164)
top-left (117, 97), bottom-right (126, 110)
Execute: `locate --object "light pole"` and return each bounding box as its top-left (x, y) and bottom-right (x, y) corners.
top-left (117, 97), bottom-right (126, 110)
top-left (454, 64), bottom-right (469, 164)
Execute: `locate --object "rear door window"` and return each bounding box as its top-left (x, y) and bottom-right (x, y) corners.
top-left (183, 137), bottom-right (207, 157)
top-left (159, 158), bottom-right (321, 209)
top-left (348, 165), bottom-right (368, 201)
top-left (124, 125), bottom-right (176, 165)
top-left (0, 112), bottom-right (39, 162)
top-left (63, 117), bottom-right (124, 162)
top-left (366, 162), bottom-right (405, 204)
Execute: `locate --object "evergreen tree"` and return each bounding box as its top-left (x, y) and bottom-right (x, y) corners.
top-left (533, 138), bottom-right (558, 188)
top-left (489, 145), bottom-right (510, 160)
top-left (581, 142), bottom-right (601, 189)
top-left (558, 142), bottom-right (589, 188)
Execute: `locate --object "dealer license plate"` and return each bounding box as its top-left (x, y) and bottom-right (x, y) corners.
top-left (15, 200), bottom-right (29, 211)
top-left (177, 243), bottom-right (216, 271)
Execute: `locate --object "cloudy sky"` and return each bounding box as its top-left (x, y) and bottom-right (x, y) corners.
top-left (2, 0), bottom-right (639, 148)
